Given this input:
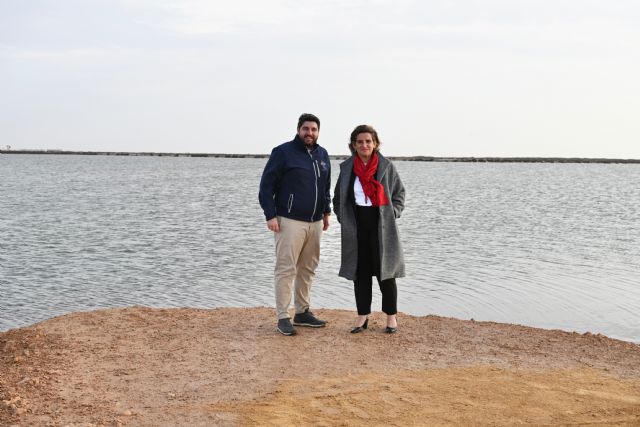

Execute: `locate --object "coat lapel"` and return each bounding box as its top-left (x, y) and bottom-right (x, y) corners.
top-left (376, 153), bottom-right (389, 180)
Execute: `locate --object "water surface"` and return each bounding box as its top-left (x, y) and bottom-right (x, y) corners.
top-left (1, 155), bottom-right (638, 342)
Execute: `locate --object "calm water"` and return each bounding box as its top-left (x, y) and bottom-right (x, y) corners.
top-left (1, 155), bottom-right (639, 342)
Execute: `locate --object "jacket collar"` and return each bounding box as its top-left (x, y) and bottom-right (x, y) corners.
top-left (293, 134), bottom-right (318, 152)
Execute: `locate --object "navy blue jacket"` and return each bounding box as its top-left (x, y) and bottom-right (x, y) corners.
top-left (259, 135), bottom-right (332, 222)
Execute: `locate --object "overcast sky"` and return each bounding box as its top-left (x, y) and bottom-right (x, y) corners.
top-left (2, 1), bottom-right (639, 158)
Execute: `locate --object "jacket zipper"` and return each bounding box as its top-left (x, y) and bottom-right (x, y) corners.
top-left (287, 194), bottom-right (294, 213)
top-left (309, 152), bottom-right (319, 221)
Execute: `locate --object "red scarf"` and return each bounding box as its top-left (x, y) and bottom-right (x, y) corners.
top-left (353, 153), bottom-right (389, 206)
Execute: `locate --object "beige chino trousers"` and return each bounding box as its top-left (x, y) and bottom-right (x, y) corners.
top-left (274, 216), bottom-right (323, 320)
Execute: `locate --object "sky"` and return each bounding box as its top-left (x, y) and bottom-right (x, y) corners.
top-left (1, 1), bottom-right (639, 158)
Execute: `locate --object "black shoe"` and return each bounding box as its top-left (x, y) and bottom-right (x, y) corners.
top-left (350, 317), bottom-right (369, 334)
top-left (293, 309), bottom-right (327, 328)
top-left (277, 318), bottom-right (297, 336)
top-left (385, 326), bottom-right (397, 334)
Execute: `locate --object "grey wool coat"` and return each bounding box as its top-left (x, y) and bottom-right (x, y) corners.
top-left (333, 153), bottom-right (406, 281)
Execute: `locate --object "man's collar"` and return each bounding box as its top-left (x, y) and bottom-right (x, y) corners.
top-left (294, 134), bottom-right (318, 151)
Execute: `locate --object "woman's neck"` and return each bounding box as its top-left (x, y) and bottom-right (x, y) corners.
top-left (358, 154), bottom-right (371, 164)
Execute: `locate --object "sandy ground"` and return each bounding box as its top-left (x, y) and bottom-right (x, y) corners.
top-left (1, 306), bottom-right (639, 426)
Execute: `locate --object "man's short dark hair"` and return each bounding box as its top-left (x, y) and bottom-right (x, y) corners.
top-left (297, 113), bottom-right (320, 130)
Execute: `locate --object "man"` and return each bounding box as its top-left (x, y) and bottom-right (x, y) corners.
top-left (259, 113), bottom-right (332, 336)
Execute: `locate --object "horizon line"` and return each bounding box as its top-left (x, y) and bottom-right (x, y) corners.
top-left (1, 149), bottom-right (639, 164)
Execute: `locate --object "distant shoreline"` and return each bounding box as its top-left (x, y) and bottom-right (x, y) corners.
top-left (1, 149), bottom-right (639, 163)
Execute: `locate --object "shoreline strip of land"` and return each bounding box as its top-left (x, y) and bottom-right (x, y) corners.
top-left (2, 149), bottom-right (639, 163)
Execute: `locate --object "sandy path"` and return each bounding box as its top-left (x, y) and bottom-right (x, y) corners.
top-left (2, 307), bottom-right (639, 426)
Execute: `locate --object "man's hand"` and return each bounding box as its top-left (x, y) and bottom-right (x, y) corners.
top-left (323, 213), bottom-right (331, 231)
top-left (266, 217), bottom-right (280, 232)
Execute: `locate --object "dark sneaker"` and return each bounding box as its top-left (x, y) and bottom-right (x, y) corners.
top-left (293, 309), bottom-right (327, 328)
top-left (277, 318), bottom-right (296, 336)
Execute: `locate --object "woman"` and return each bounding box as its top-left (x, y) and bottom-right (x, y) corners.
top-left (333, 125), bottom-right (405, 334)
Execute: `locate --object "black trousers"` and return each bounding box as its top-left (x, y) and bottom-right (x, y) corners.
top-left (354, 206), bottom-right (397, 316)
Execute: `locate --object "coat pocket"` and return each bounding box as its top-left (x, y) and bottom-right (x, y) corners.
top-left (287, 194), bottom-right (294, 213)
